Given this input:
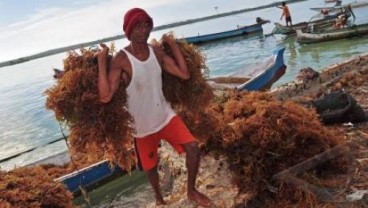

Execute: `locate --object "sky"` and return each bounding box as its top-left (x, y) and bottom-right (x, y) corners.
top-left (0, 0), bottom-right (279, 62)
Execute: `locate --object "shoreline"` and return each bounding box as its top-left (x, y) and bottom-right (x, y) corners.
top-left (0, 0), bottom-right (307, 68)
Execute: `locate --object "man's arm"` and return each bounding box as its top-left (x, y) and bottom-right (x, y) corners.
top-left (280, 12), bottom-right (285, 20)
top-left (159, 34), bottom-right (190, 80)
top-left (96, 44), bottom-right (122, 103)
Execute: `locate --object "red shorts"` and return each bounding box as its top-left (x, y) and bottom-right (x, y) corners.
top-left (134, 116), bottom-right (195, 171)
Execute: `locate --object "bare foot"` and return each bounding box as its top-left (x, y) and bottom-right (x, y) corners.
top-left (188, 190), bottom-right (213, 207)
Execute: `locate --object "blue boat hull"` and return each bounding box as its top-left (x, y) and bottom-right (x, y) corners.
top-left (53, 159), bottom-right (127, 194)
top-left (182, 23), bottom-right (263, 44)
top-left (236, 48), bottom-right (286, 91)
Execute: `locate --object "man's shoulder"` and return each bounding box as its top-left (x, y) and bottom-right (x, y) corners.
top-left (114, 49), bottom-right (129, 61)
top-left (110, 49), bottom-right (130, 70)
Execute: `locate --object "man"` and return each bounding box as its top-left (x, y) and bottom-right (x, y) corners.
top-left (95, 8), bottom-right (212, 207)
top-left (278, 2), bottom-right (292, 26)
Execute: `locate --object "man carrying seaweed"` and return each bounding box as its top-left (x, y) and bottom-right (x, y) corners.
top-left (95, 8), bottom-right (212, 207)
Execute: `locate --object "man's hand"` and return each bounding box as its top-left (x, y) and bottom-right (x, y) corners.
top-left (162, 34), bottom-right (176, 47)
top-left (94, 43), bottom-right (109, 65)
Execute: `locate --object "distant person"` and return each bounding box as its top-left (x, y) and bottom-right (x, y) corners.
top-left (332, 16), bottom-right (346, 29)
top-left (278, 2), bottom-right (292, 26)
top-left (256, 17), bottom-right (271, 25)
top-left (321, 9), bottom-right (329, 16)
top-left (95, 8), bottom-right (213, 207)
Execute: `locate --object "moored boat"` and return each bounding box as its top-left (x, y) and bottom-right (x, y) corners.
top-left (208, 48), bottom-right (286, 91)
top-left (273, 9), bottom-right (352, 35)
top-left (180, 23), bottom-right (264, 44)
top-left (27, 150), bottom-right (130, 195)
top-left (311, 0), bottom-right (368, 12)
top-left (296, 23), bottom-right (368, 44)
top-left (236, 48), bottom-right (286, 91)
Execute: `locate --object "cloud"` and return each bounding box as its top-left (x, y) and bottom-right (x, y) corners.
top-left (0, 0), bottom-right (186, 62)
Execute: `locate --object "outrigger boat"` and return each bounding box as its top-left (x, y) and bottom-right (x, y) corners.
top-left (273, 8), bottom-right (353, 35)
top-left (296, 23), bottom-right (368, 44)
top-left (311, 0), bottom-right (368, 12)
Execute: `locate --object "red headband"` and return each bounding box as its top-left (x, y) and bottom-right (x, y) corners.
top-left (123, 8), bottom-right (153, 40)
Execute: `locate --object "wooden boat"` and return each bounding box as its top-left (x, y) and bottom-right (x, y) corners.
top-left (180, 23), bottom-right (263, 44)
top-left (296, 23), bottom-right (368, 44)
top-left (325, 0), bottom-right (339, 3)
top-left (55, 159), bottom-right (128, 194)
top-left (207, 48), bottom-right (286, 91)
top-left (28, 150), bottom-right (129, 195)
top-left (311, 1), bottom-right (368, 12)
top-left (236, 48), bottom-right (286, 91)
top-left (272, 10), bottom-right (352, 35)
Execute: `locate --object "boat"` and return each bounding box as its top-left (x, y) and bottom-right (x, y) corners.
top-left (55, 159), bottom-right (128, 194)
top-left (272, 9), bottom-right (352, 35)
top-left (207, 48), bottom-right (286, 91)
top-left (296, 23), bottom-right (368, 44)
top-left (236, 48), bottom-right (286, 91)
top-left (180, 23), bottom-right (264, 44)
top-left (325, 0), bottom-right (339, 3)
top-left (27, 150), bottom-right (129, 195)
top-left (310, 1), bottom-right (368, 12)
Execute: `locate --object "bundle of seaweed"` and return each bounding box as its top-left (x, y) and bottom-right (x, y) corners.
top-left (204, 90), bottom-right (347, 206)
top-left (0, 166), bottom-right (74, 208)
top-left (45, 48), bottom-right (135, 170)
top-left (151, 34), bottom-right (213, 113)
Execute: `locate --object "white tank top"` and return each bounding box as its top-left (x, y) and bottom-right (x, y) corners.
top-left (122, 46), bottom-right (176, 138)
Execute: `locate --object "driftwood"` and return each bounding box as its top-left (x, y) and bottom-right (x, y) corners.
top-left (273, 144), bottom-right (349, 179)
top-left (283, 175), bottom-right (333, 201)
top-left (273, 144), bottom-right (351, 201)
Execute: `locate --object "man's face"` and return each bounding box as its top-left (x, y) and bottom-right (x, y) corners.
top-left (130, 20), bottom-right (153, 43)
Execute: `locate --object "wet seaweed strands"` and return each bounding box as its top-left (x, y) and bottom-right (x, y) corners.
top-left (152, 33), bottom-right (214, 113)
top-left (0, 166), bottom-right (75, 208)
top-left (199, 91), bottom-right (347, 206)
top-left (45, 48), bottom-right (135, 171)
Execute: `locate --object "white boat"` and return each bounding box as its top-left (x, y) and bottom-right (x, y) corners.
top-left (296, 23), bottom-right (368, 44)
top-left (311, 1), bottom-right (368, 12)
